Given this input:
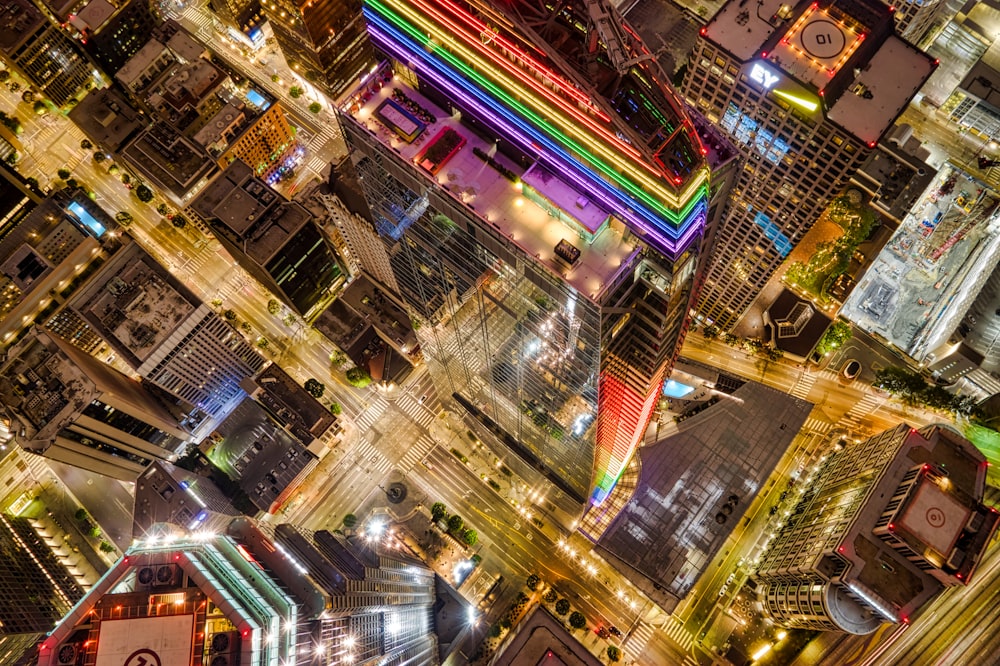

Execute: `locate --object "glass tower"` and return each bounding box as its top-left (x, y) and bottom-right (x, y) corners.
top-left (338, 0), bottom-right (710, 507)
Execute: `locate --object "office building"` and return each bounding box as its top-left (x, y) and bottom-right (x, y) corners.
top-left (263, 0), bottom-right (375, 98)
top-left (0, 329), bottom-right (190, 481)
top-left (591, 361), bottom-right (810, 610)
top-left (680, 0), bottom-right (935, 329)
top-left (39, 516), bottom-right (453, 666)
top-left (0, 0), bottom-right (98, 108)
top-left (941, 44), bottom-right (1000, 142)
top-left (892, 0), bottom-right (946, 44)
top-left (49, 239), bottom-right (266, 420)
top-left (753, 424), bottom-right (999, 634)
top-left (0, 187), bottom-right (121, 349)
top-left (338, 0), bottom-right (709, 507)
top-left (68, 87), bottom-right (145, 153)
top-left (921, 0), bottom-right (1000, 106)
top-left (121, 122), bottom-right (219, 203)
top-left (69, 0), bottom-right (160, 75)
top-left (0, 511), bottom-right (87, 633)
top-left (210, 0), bottom-right (266, 45)
top-left (218, 103), bottom-right (301, 183)
top-left (191, 160), bottom-right (345, 319)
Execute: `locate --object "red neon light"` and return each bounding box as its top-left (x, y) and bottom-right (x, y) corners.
top-left (236, 544), bottom-right (257, 564)
top-left (699, 27), bottom-right (707, 36)
top-left (429, 0), bottom-right (596, 110)
top-left (410, 0), bottom-right (640, 151)
top-left (409, 0), bottom-right (646, 162)
top-left (888, 523), bottom-right (895, 531)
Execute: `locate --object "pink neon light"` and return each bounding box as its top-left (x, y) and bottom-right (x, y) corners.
top-left (403, 0), bottom-right (670, 177)
top-left (406, 0), bottom-right (639, 155)
top-left (434, 0), bottom-right (598, 111)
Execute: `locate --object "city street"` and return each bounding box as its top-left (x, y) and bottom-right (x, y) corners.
top-left (2, 11), bottom-right (994, 666)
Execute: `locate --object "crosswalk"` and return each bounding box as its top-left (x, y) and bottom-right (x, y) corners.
top-left (624, 622), bottom-right (656, 657)
top-left (790, 372), bottom-right (817, 400)
top-left (354, 398), bottom-right (386, 431)
top-left (802, 417), bottom-right (832, 434)
top-left (352, 438), bottom-right (393, 476)
top-left (317, 122), bottom-right (342, 142)
top-left (842, 393), bottom-right (883, 428)
top-left (305, 155), bottom-right (328, 175)
top-left (398, 434), bottom-right (437, 472)
top-left (181, 7), bottom-right (214, 31)
top-left (395, 394), bottom-right (436, 428)
top-left (660, 617), bottom-right (693, 652)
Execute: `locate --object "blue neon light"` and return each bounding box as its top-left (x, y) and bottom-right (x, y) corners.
top-left (246, 89), bottom-right (270, 109)
top-left (364, 13), bottom-right (708, 258)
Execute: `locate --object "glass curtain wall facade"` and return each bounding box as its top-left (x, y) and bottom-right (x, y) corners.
top-left (340, 0), bottom-right (709, 506)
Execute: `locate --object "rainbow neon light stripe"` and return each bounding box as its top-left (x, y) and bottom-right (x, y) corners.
top-left (359, 0), bottom-right (710, 503)
top-left (361, 0), bottom-right (709, 258)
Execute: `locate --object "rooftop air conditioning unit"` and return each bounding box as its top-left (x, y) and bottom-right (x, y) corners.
top-left (57, 644), bottom-right (78, 665)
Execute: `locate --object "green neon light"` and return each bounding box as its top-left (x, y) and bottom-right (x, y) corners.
top-left (370, 0), bottom-right (708, 228)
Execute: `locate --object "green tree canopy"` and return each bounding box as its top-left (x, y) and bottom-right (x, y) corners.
top-left (304, 378), bottom-right (325, 398)
top-left (555, 599), bottom-right (570, 615)
top-left (607, 646), bottom-right (622, 662)
top-left (447, 514), bottom-right (464, 533)
top-left (568, 611), bottom-right (586, 629)
top-left (431, 502), bottom-right (447, 521)
top-left (346, 367), bottom-right (372, 388)
top-left (816, 320), bottom-right (853, 356)
top-left (526, 574), bottom-right (541, 591)
top-left (463, 529), bottom-right (478, 546)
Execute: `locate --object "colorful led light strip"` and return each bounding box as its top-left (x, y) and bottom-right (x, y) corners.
top-left (364, 11), bottom-right (708, 255)
top-left (385, 0), bottom-right (709, 213)
top-left (370, 0), bottom-right (703, 224)
top-left (364, 0), bottom-right (708, 254)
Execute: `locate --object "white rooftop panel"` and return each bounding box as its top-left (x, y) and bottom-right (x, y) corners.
top-left (95, 614), bottom-right (195, 666)
top-left (705, 0), bottom-right (789, 60)
top-left (827, 35), bottom-right (935, 144)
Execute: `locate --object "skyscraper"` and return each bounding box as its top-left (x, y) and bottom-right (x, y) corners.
top-left (39, 516), bottom-right (451, 666)
top-left (0, 0), bottom-right (98, 108)
top-left (0, 511), bottom-right (86, 633)
top-left (0, 329), bottom-right (190, 481)
top-left (338, 0), bottom-right (709, 506)
top-left (753, 424), bottom-right (999, 633)
top-left (680, 0), bottom-right (935, 329)
top-left (50, 239), bottom-right (266, 421)
top-left (0, 187), bottom-right (120, 347)
top-left (263, 0), bottom-right (376, 98)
